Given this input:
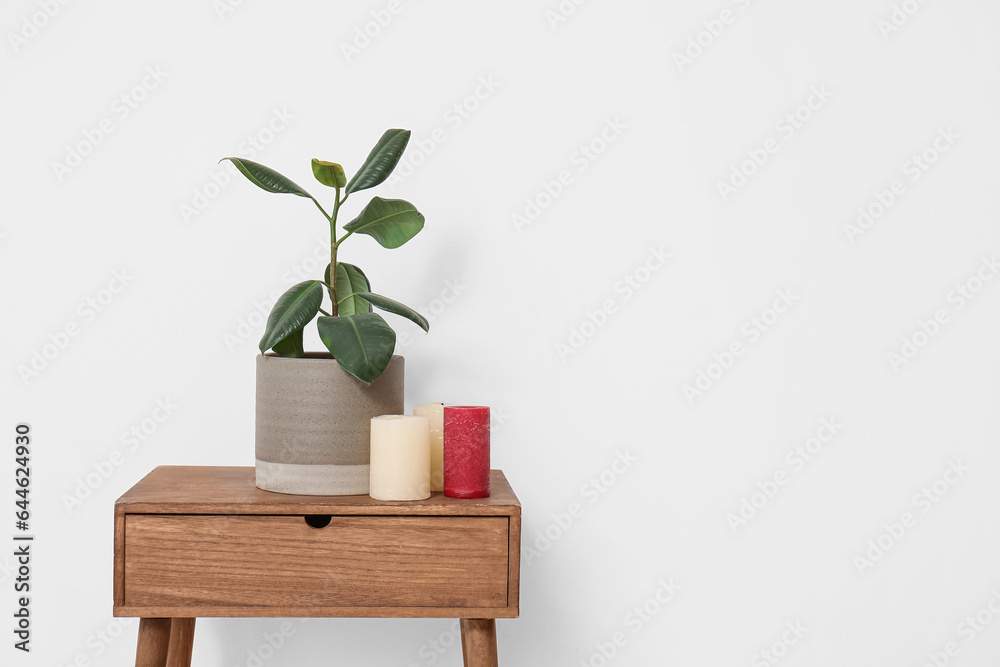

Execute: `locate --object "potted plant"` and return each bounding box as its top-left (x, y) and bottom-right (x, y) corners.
top-left (223, 129), bottom-right (429, 495)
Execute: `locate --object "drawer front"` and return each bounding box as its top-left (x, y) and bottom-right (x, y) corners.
top-left (124, 515), bottom-right (508, 610)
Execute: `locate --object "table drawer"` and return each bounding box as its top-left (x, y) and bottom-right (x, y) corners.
top-left (123, 514), bottom-right (508, 610)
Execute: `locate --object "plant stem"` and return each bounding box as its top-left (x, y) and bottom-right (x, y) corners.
top-left (334, 229), bottom-right (354, 248)
top-left (329, 188), bottom-right (342, 315)
top-left (310, 197), bottom-right (332, 223)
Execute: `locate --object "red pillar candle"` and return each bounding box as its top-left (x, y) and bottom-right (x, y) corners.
top-left (443, 405), bottom-right (491, 498)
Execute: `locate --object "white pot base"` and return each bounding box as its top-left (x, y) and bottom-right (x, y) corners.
top-left (255, 459), bottom-right (370, 496)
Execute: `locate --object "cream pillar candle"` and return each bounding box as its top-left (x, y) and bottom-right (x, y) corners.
top-left (413, 402), bottom-right (444, 492)
top-left (369, 415), bottom-right (431, 501)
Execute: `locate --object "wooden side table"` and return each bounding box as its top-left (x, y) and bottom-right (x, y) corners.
top-left (114, 466), bottom-right (520, 667)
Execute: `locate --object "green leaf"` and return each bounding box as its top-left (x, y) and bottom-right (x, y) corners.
top-left (335, 263), bottom-right (372, 316)
top-left (343, 197), bottom-right (424, 249)
top-left (325, 262), bottom-right (372, 315)
top-left (344, 129), bottom-right (410, 195)
top-left (271, 328), bottom-right (304, 357)
top-left (221, 157), bottom-right (317, 201)
top-left (311, 159), bottom-right (347, 188)
top-left (317, 313), bottom-right (396, 384)
top-left (259, 281), bottom-right (325, 353)
top-left (356, 291), bottom-right (429, 332)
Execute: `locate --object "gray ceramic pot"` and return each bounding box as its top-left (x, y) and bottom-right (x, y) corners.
top-left (255, 352), bottom-right (404, 495)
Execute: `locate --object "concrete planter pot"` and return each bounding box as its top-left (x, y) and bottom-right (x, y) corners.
top-left (254, 352), bottom-right (404, 495)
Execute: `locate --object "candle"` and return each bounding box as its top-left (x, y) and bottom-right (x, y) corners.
top-left (369, 415), bottom-right (431, 501)
top-left (413, 402), bottom-right (444, 492)
top-left (443, 406), bottom-right (491, 499)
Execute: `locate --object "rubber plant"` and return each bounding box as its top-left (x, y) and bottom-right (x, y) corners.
top-left (222, 129), bottom-right (428, 384)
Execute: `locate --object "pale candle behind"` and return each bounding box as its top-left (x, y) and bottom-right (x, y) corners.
top-left (413, 402), bottom-right (444, 492)
top-left (369, 415), bottom-right (431, 501)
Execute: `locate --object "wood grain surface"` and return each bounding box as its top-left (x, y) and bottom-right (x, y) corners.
top-left (134, 618), bottom-right (171, 667)
top-left (115, 467), bottom-right (520, 516)
top-left (460, 619), bottom-right (499, 667)
top-left (124, 515), bottom-right (507, 611)
top-left (114, 466), bottom-right (521, 620)
top-left (165, 618), bottom-right (195, 667)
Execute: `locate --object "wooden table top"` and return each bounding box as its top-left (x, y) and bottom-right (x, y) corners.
top-left (115, 466), bottom-right (520, 516)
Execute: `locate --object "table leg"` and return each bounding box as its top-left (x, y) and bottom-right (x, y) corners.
top-left (166, 618), bottom-right (196, 667)
top-left (460, 619), bottom-right (498, 667)
top-left (134, 618), bottom-right (196, 667)
top-left (135, 619), bottom-right (171, 667)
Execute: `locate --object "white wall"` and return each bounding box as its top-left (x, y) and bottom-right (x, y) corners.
top-left (3, 0), bottom-right (1000, 665)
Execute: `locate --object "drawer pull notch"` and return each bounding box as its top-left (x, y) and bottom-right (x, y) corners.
top-left (304, 515), bottom-right (332, 528)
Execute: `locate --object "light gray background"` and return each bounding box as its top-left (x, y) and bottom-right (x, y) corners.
top-left (3, 0), bottom-right (1000, 665)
